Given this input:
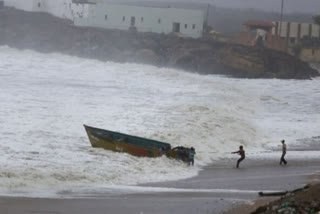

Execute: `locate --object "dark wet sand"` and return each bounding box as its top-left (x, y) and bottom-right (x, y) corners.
top-left (0, 158), bottom-right (319, 214)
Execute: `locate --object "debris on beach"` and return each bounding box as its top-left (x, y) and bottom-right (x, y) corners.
top-left (252, 184), bottom-right (320, 214)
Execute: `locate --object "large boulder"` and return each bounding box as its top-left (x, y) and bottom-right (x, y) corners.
top-left (134, 49), bottom-right (159, 65)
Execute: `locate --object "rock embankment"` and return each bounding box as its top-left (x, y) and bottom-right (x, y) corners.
top-left (0, 8), bottom-right (318, 79)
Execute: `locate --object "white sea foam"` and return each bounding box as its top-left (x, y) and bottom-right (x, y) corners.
top-left (0, 46), bottom-right (319, 196)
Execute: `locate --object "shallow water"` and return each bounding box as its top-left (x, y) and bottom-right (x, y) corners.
top-left (0, 46), bottom-right (319, 196)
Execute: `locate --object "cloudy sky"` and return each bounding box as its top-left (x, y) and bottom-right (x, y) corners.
top-left (211, 0), bottom-right (320, 14)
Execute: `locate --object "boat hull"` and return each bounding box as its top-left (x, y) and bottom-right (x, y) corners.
top-left (84, 125), bottom-right (192, 162)
top-left (84, 125), bottom-right (170, 158)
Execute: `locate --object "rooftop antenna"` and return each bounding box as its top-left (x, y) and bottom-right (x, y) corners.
top-left (279, 0), bottom-right (284, 36)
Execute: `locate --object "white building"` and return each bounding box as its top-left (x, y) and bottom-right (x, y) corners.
top-left (272, 21), bottom-right (320, 44)
top-left (74, 4), bottom-right (205, 38)
top-left (3, 0), bottom-right (89, 20)
top-left (4, 0), bottom-right (204, 38)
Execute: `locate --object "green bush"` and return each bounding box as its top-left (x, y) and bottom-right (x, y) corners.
top-left (291, 43), bottom-right (302, 57)
top-left (314, 15), bottom-right (320, 25)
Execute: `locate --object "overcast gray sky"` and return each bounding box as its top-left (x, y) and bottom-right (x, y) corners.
top-left (211, 0), bottom-right (320, 14)
top-left (106, 0), bottom-right (320, 14)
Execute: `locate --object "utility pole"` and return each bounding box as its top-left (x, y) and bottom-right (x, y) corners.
top-left (205, 3), bottom-right (210, 33)
top-left (279, 0), bottom-right (284, 36)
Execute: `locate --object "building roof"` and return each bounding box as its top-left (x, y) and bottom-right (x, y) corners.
top-left (244, 21), bottom-right (275, 28)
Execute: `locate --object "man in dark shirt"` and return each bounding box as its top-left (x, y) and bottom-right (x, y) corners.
top-left (232, 146), bottom-right (245, 168)
top-left (280, 140), bottom-right (287, 165)
top-left (188, 147), bottom-right (196, 166)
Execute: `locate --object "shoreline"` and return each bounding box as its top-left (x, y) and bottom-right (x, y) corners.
top-left (0, 158), bottom-right (319, 214)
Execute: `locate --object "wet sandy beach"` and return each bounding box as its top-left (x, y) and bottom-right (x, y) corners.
top-left (0, 157), bottom-right (319, 214)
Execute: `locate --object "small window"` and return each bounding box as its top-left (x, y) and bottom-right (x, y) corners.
top-left (192, 24), bottom-right (196, 29)
top-left (185, 24), bottom-right (188, 29)
top-left (38, 2), bottom-right (41, 7)
top-left (141, 17), bottom-right (144, 22)
top-left (158, 18), bottom-right (161, 24)
top-left (105, 15), bottom-right (108, 20)
top-left (123, 16), bottom-right (125, 21)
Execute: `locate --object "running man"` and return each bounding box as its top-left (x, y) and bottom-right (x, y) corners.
top-left (232, 146), bottom-right (245, 168)
top-left (280, 140), bottom-right (287, 165)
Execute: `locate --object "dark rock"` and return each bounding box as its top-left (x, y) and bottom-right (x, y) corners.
top-left (255, 206), bottom-right (267, 213)
top-left (134, 49), bottom-right (159, 64)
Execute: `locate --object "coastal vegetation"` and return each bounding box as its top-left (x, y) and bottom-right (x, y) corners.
top-left (314, 15), bottom-right (320, 25)
top-left (291, 43), bottom-right (302, 57)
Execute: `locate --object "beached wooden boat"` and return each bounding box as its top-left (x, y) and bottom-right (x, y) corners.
top-left (84, 124), bottom-right (191, 162)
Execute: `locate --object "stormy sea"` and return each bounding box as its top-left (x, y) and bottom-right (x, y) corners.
top-left (0, 46), bottom-right (319, 198)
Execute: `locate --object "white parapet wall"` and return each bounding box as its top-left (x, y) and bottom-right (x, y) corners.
top-left (4, 0), bottom-right (88, 20)
top-left (40, 0), bottom-right (89, 20)
top-left (4, 0), bottom-right (35, 11)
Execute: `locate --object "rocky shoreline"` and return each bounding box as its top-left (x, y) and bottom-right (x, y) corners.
top-left (0, 7), bottom-right (319, 79)
top-left (251, 184), bottom-right (320, 214)
top-left (225, 175), bottom-right (320, 214)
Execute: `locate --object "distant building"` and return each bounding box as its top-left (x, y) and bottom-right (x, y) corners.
top-left (272, 21), bottom-right (320, 44)
top-left (74, 3), bottom-right (205, 38)
top-left (271, 21), bottom-right (320, 62)
top-left (232, 20), bottom-right (287, 52)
